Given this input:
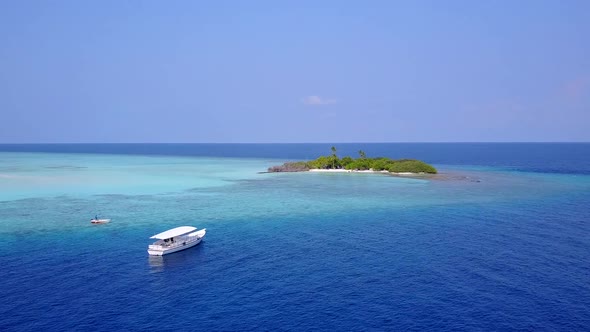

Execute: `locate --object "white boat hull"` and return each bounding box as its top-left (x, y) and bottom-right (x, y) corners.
top-left (147, 229), bottom-right (206, 256)
top-left (91, 219), bottom-right (111, 224)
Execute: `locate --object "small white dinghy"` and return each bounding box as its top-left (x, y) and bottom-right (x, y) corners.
top-left (147, 226), bottom-right (206, 256)
top-left (91, 217), bottom-right (111, 224)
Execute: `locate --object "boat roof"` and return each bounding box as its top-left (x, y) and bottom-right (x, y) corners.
top-left (150, 226), bottom-right (197, 239)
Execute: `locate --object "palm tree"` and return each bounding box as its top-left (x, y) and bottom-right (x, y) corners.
top-left (331, 146), bottom-right (337, 168)
top-left (358, 150), bottom-right (366, 159)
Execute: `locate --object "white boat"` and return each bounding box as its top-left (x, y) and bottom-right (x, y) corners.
top-left (91, 218), bottom-right (111, 224)
top-left (147, 226), bottom-right (206, 256)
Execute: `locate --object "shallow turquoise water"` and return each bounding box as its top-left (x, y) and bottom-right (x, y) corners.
top-left (1, 153), bottom-right (586, 235)
top-left (0, 153), bottom-right (268, 200)
top-left (1, 150), bottom-right (589, 330)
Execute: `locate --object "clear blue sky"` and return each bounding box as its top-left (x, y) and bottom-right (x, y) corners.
top-left (1, 1), bottom-right (588, 143)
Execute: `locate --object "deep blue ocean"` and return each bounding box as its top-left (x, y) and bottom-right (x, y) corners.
top-left (0, 143), bottom-right (589, 331)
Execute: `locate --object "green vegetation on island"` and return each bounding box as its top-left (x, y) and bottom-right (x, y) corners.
top-left (268, 147), bottom-right (437, 174)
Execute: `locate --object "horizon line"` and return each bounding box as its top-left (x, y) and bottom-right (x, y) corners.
top-left (0, 141), bottom-right (589, 144)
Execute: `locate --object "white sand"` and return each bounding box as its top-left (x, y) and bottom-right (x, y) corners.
top-left (309, 169), bottom-right (418, 175)
top-left (309, 169), bottom-right (352, 173)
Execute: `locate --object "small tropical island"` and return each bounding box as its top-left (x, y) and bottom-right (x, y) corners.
top-left (268, 147), bottom-right (437, 174)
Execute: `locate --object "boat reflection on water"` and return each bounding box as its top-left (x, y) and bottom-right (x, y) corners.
top-left (148, 246), bottom-right (205, 273)
top-left (148, 256), bottom-right (165, 272)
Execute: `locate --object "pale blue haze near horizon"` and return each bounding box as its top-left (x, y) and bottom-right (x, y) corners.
top-left (1, 0), bottom-right (589, 143)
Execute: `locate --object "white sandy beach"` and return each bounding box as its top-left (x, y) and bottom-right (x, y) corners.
top-left (308, 169), bottom-right (416, 175)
